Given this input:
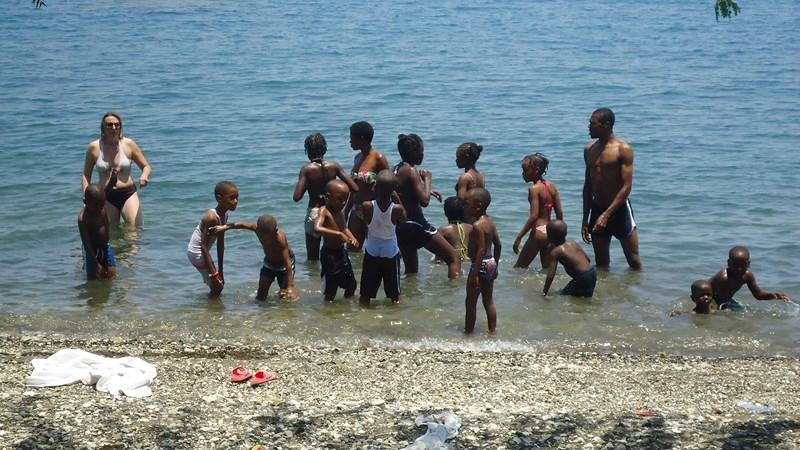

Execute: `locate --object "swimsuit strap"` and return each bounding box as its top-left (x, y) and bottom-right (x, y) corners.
top-left (541, 179), bottom-right (553, 219)
top-left (318, 159), bottom-right (330, 184)
top-left (312, 160), bottom-right (329, 206)
top-left (392, 161), bottom-right (407, 174)
top-left (456, 222), bottom-right (469, 260)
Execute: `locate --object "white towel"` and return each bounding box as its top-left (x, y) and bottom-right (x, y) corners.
top-left (24, 349), bottom-right (157, 398)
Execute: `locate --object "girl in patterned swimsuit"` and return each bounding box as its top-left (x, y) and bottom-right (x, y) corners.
top-left (512, 153), bottom-right (563, 270)
top-left (347, 121), bottom-right (389, 250)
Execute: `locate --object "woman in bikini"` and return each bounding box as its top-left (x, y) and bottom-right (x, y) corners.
top-left (347, 121), bottom-right (389, 250)
top-left (293, 133), bottom-right (358, 261)
top-left (394, 134), bottom-right (460, 279)
top-left (81, 112), bottom-right (152, 228)
top-left (512, 153), bottom-right (563, 269)
top-left (454, 142), bottom-right (486, 224)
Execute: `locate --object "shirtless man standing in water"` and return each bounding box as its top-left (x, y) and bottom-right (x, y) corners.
top-left (581, 108), bottom-right (642, 270)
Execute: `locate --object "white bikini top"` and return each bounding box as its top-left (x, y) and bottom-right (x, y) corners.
top-left (95, 140), bottom-right (132, 174)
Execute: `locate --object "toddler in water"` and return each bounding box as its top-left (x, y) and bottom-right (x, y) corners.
top-left (293, 133), bottom-right (358, 261)
top-left (78, 185), bottom-right (117, 280)
top-left (186, 181), bottom-right (238, 299)
top-left (464, 188), bottom-right (501, 334)
top-left (708, 246), bottom-right (790, 311)
top-left (542, 220), bottom-right (596, 298)
top-left (358, 170), bottom-right (407, 305)
top-left (513, 153), bottom-right (562, 269)
top-left (210, 214), bottom-right (298, 301)
top-left (435, 197), bottom-right (472, 263)
top-left (315, 179), bottom-right (359, 301)
top-left (668, 280), bottom-right (715, 316)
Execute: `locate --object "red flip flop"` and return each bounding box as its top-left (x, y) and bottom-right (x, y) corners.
top-left (230, 365), bottom-right (253, 383)
top-left (250, 370), bottom-right (277, 386)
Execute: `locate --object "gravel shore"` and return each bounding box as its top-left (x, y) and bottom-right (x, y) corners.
top-left (1, 333), bottom-right (799, 449)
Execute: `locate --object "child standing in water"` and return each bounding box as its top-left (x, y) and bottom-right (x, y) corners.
top-left (186, 181), bottom-right (238, 299)
top-left (315, 179), bottom-right (359, 301)
top-left (359, 170), bottom-right (407, 305)
top-left (513, 153), bottom-right (563, 269)
top-left (436, 196), bottom-right (472, 263)
top-left (454, 142), bottom-right (486, 224)
top-left (542, 220), bottom-right (597, 298)
top-left (347, 121), bottom-right (389, 251)
top-left (393, 133), bottom-right (461, 279)
top-left (708, 246), bottom-right (790, 310)
top-left (78, 185), bottom-right (117, 280)
top-left (463, 188), bottom-right (501, 334)
top-left (210, 214), bottom-right (298, 301)
top-left (668, 280), bottom-right (716, 316)
top-left (293, 133), bottom-right (358, 261)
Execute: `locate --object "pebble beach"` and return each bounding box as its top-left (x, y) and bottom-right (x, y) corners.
top-left (2, 333), bottom-right (799, 449)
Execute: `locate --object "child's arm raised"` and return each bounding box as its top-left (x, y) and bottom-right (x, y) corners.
top-left (414, 168), bottom-right (434, 207)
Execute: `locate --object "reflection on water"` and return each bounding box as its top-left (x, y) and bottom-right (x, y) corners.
top-left (75, 281), bottom-right (113, 308)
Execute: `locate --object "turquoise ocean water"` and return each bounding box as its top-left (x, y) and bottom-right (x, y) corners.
top-left (1, 0), bottom-right (798, 356)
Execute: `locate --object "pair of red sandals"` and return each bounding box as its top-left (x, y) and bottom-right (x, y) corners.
top-left (231, 365), bottom-right (277, 386)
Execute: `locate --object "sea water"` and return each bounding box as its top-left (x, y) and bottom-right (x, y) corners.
top-left (0, 0), bottom-right (798, 356)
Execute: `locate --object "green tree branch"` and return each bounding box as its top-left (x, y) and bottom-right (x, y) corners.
top-left (715, 0), bottom-right (742, 21)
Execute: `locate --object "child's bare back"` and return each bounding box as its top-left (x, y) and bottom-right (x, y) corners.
top-left (552, 240), bottom-right (592, 278)
top-left (543, 220), bottom-right (596, 298)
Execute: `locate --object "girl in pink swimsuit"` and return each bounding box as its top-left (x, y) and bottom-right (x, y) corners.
top-left (512, 153), bottom-right (563, 270)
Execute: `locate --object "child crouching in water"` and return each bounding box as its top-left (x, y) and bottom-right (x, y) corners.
top-left (359, 170), bottom-right (407, 305)
top-left (542, 219), bottom-right (596, 298)
top-left (436, 196), bottom-right (472, 263)
top-left (210, 215), bottom-right (298, 301)
top-left (79, 184), bottom-right (117, 280)
top-left (315, 179), bottom-right (359, 301)
top-left (464, 188), bottom-right (501, 334)
top-left (709, 246), bottom-right (790, 311)
top-left (668, 280), bottom-right (715, 316)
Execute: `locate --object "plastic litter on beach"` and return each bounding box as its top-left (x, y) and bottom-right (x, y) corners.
top-left (735, 400), bottom-right (776, 414)
top-left (402, 411), bottom-right (462, 450)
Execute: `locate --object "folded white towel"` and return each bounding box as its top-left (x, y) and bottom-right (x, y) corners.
top-left (25, 349), bottom-right (157, 398)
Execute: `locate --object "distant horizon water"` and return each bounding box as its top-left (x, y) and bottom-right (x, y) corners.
top-left (1, 0), bottom-right (798, 357)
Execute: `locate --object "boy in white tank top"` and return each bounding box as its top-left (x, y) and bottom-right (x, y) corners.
top-left (359, 170), bottom-right (407, 305)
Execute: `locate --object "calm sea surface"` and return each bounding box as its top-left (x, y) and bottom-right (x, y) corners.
top-left (1, 0), bottom-right (798, 356)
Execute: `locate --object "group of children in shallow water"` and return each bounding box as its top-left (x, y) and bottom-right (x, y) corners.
top-left (79, 120), bottom-right (791, 333)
